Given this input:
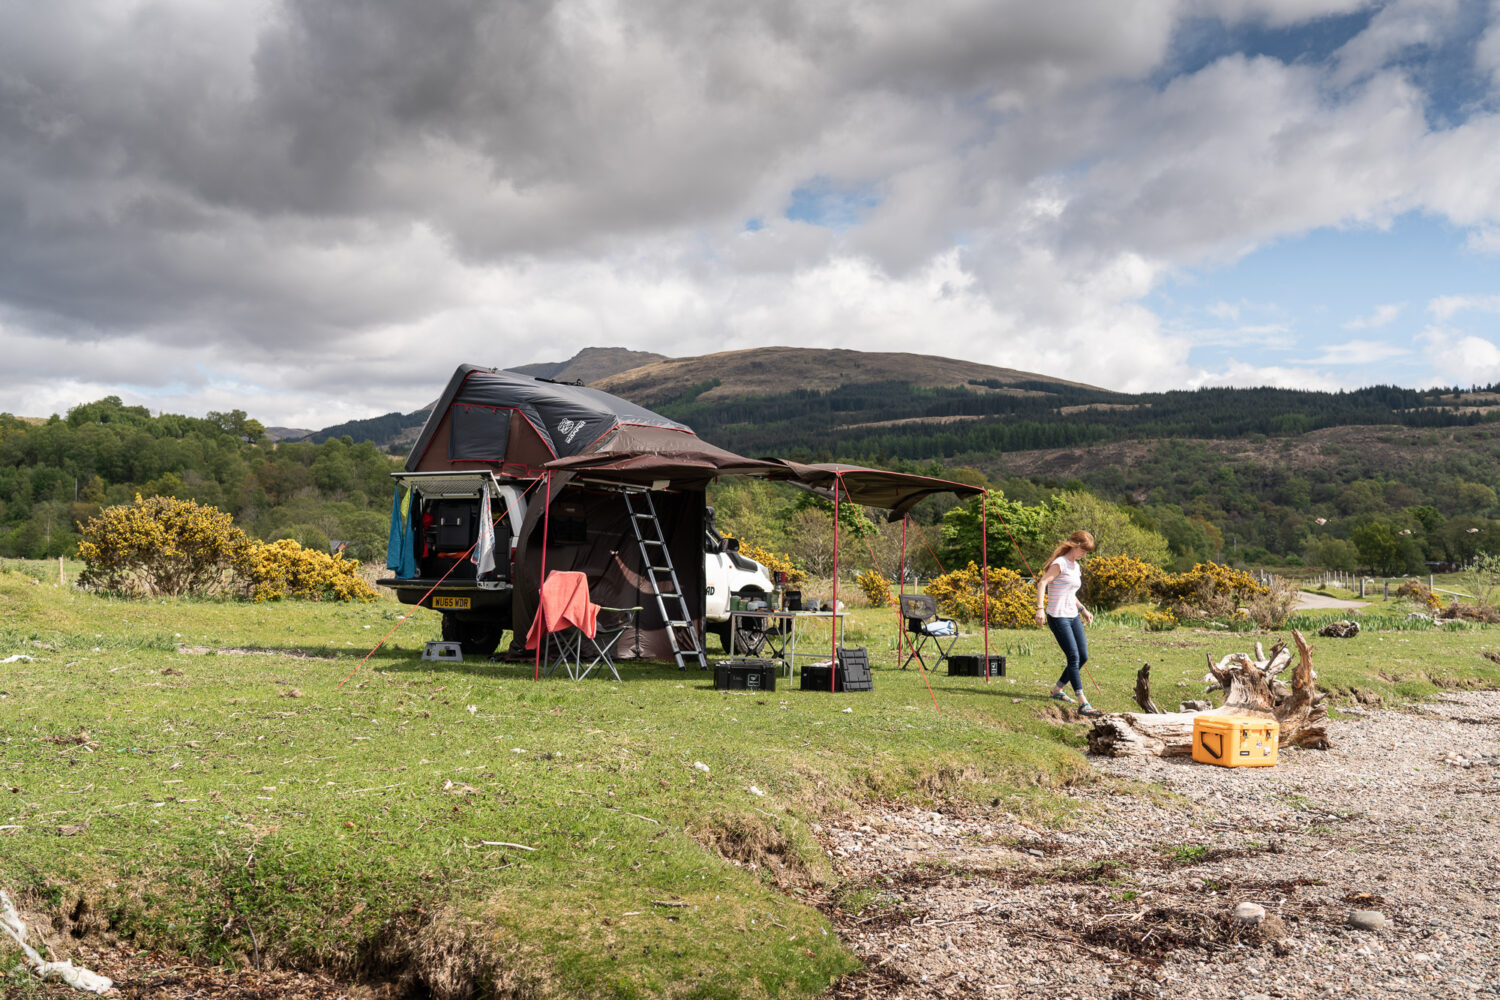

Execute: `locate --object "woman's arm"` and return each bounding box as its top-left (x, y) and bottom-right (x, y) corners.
top-left (1034, 562), bottom-right (1060, 622)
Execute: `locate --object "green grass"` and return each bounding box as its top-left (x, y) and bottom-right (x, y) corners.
top-left (3, 561), bottom-right (1500, 996)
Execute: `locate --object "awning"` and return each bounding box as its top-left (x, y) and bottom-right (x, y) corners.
top-left (770, 461), bottom-right (985, 520)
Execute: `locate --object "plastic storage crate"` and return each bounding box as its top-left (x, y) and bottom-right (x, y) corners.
top-left (800, 648), bottom-right (873, 692)
top-left (714, 659), bottom-right (777, 692)
top-left (947, 653), bottom-right (1005, 677)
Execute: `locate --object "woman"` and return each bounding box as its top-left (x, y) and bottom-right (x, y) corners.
top-left (1034, 530), bottom-right (1099, 716)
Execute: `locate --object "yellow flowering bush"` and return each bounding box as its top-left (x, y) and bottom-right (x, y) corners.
top-left (1142, 609), bottom-right (1178, 631)
top-left (78, 494), bottom-right (375, 603)
top-left (856, 569), bottom-right (893, 607)
top-left (734, 538), bottom-right (806, 584)
top-left (1081, 554), bottom-right (1161, 610)
top-left (1394, 578), bottom-right (1442, 611)
top-left (925, 562), bottom-right (1036, 627)
top-left (78, 494), bottom-right (249, 597)
top-left (1148, 562), bottom-right (1269, 623)
top-left (243, 538), bottom-right (377, 603)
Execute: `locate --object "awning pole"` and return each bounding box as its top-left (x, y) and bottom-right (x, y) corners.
top-left (981, 490), bottom-right (991, 681)
top-left (897, 516), bottom-right (909, 666)
top-left (535, 470), bottom-right (552, 682)
top-left (831, 473), bottom-right (841, 691)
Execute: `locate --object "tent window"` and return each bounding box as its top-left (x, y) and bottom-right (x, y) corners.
top-left (449, 405), bottom-right (511, 462)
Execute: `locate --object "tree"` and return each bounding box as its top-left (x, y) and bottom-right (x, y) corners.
top-left (1350, 521), bottom-right (1402, 574)
top-left (939, 491), bottom-right (1057, 572)
top-left (1038, 491), bottom-right (1171, 568)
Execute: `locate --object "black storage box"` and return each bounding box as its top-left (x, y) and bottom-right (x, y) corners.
top-left (800, 647), bottom-right (873, 692)
top-left (948, 653), bottom-right (1006, 677)
top-left (714, 659), bottom-right (777, 691)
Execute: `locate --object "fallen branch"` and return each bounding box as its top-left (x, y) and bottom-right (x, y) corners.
top-left (1091, 629), bottom-right (1330, 757)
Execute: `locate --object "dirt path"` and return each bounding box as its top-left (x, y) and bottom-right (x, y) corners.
top-left (1293, 591), bottom-right (1368, 611)
top-left (823, 692), bottom-right (1500, 999)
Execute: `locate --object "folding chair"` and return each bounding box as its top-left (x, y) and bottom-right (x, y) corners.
top-left (525, 571), bottom-right (599, 680)
top-left (578, 605), bottom-right (641, 682)
top-left (898, 593), bottom-right (957, 671)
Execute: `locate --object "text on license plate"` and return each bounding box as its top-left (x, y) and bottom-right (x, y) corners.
top-left (431, 596), bottom-right (471, 609)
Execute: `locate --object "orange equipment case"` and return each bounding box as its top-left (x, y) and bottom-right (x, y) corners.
top-left (1191, 715), bottom-right (1279, 767)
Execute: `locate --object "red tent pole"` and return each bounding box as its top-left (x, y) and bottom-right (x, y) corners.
top-left (981, 490), bottom-right (991, 681)
top-left (831, 474), bottom-right (841, 691)
top-left (896, 516), bottom-right (909, 667)
top-left (535, 470), bottom-right (552, 682)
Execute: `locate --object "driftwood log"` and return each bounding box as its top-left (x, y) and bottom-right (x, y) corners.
top-left (1088, 629), bottom-right (1330, 757)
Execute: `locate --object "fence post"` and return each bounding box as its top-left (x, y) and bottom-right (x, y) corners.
top-left (1383, 579), bottom-right (1389, 601)
top-left (1360, 577), bottom-right (1366, 598)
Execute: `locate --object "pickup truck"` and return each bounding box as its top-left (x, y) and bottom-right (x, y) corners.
top-left (379, 472), bottom-right (774, 656)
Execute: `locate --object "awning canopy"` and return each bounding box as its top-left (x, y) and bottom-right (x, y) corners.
top-left (771, 461), bottom-right (985, 520)
top-left (541, 453), bottom-right (983, 516)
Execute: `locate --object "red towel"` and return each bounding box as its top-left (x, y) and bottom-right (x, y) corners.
top-left (524, 571), bottom-right (600, 649)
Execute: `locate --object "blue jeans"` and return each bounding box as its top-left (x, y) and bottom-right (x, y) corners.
top-left (1046, 614), bottom-right (1088, 694)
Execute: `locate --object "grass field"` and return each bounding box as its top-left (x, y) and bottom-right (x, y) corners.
top-left (3, 560), bottom-right (1500, 997)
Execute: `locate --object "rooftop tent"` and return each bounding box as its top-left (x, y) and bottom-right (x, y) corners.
top-left (405, 364), bottom-right (702, 474)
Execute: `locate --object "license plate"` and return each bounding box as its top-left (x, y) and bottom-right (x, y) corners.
top-left (431, 596), bottom-right (471, 609)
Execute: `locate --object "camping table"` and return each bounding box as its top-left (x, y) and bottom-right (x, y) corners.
top-left (728, 610), bottom-right (847, 678)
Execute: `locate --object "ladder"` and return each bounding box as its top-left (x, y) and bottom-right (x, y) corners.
top-left (623, 490), bottom-right (705, 669)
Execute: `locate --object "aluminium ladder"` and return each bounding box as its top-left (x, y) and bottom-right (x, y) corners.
top-left (623, 490), bottom-right (706, 669)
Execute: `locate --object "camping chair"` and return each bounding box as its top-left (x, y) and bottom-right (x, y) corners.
top-left (526, 571), bottom-right (599, 680)
top-left (578, 605), bottom-right (642, 682)
top-left (898, 593), bottom-right (957, 671)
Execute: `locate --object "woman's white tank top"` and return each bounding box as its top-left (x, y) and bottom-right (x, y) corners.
top-left (1045, 555), bottom-right (1082, 617)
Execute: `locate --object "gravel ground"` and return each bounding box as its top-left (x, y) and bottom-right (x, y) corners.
top-left (823, 691), bottom-right (1500, 1000)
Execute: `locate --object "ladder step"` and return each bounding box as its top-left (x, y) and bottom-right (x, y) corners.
top-left (666, 620), bottom-right (692, 627)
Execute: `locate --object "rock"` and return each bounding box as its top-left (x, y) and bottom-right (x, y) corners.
top-left (1180, 700), bottom-right (1213, 713)
top-left (1349, 910), bottom-right (1387, 931)
top-left (1234, 902), bottom-right (1267, 924)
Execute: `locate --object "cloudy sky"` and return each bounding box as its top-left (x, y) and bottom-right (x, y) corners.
top-left (2, 0), bottom-right (1499, 428)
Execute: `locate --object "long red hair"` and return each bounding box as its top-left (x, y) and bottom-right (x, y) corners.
top-left (1046, 529), bottom-right (1095, 567)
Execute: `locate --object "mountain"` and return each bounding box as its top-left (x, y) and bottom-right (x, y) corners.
top-left (513, 347), bottom-right (668, 384)
top-left (592, 347), bottom-right (1103, 406)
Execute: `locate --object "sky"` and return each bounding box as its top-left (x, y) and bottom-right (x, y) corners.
top-left (2, 0), bottom-right (1499, 428)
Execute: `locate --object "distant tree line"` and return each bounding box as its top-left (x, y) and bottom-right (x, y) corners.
top-left (0, 397), bottom-right (397, 560)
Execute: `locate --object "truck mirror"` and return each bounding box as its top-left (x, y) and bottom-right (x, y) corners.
top-left (726, 538), bottom-right (740, 552)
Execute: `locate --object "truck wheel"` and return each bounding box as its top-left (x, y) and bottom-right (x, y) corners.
top-left (441, 615), bottom-right (503, 657)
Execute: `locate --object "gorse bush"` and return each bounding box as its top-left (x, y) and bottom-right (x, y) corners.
top-left (1147, 562), bottom-right (1271, 625)
top-left (856, 569), bottom-right (892, 608)
top-left (242, 538), bottom-right (377, 603)
top-left (1393, 578), bottom-right (1442, 611)
top-left (925, 562), bottom-right (1035, 628)
top-left (79, 495), bottom-right (374, 602)
top-left (733, 538), bottom-right (806, 585)
top-left (78, 494), bottom-right (248, 597)
top-left (1081, 554), bottom-right (1160, 611)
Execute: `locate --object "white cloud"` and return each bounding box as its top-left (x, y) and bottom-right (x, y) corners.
top-left (1419, 326), bottom-right (1500, 383)
top-left (1188, 360), bottom-right (1352, 391)
top-left (1343, 302), bottom-right (1404, 329)
top-left (1428, 294), bottom-right (1500, 321)
top-left (1294, 338), bottom-right (1411, 364)
top-left (0, 1), bottom-right (1498, 424)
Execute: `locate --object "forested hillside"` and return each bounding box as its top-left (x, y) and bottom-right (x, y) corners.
top-left (0, 398), bottom-right (398, 560)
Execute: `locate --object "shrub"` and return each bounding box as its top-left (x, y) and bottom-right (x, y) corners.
top-left (1142, 609), bottom-right (1177, 631)
top-left (242, 538), bottom-right (377, 602)
top-left (855, 569), bottom-right (892, 608)
top-left (1147, 562), bottom-right (1269, 624)
top-left (1244, 577), bottom-right (1299, 629)
top-left (1439, 601), bottom-right (1500, 623)
top-left (1081, 554), bottom-right (1160, 611)
top-left (734, 538), bottom-right (806, 585)
top-left (1393, 578), bottom-right (1441, 611)
top-left (925, 562), bottom-right (1036, 628)
top-left (78, 494), bottom-right (249, 597)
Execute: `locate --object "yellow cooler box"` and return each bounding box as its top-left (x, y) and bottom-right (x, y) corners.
top-left (1191, 715), bottom-right (1279, 768)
